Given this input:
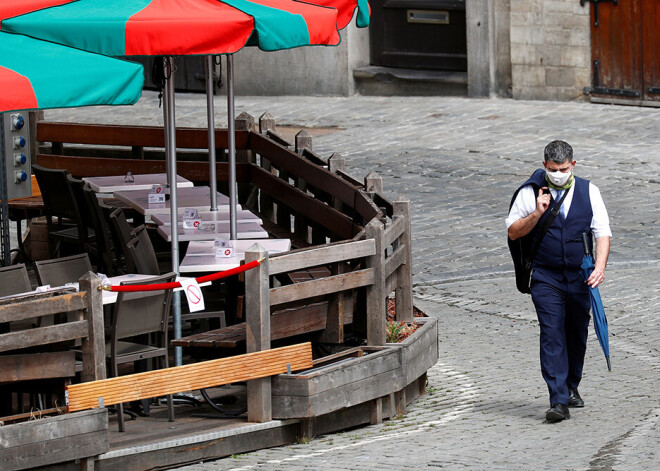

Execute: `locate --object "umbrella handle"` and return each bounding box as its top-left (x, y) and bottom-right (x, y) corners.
top-left (581, 232), bottom-right (591, 255)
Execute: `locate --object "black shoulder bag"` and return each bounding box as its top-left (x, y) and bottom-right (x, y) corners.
top-left (508, 189), bottom-right (569, 294)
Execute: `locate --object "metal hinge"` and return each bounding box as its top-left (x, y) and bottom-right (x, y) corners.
top-left (580, 0), bottom-right (618, 27)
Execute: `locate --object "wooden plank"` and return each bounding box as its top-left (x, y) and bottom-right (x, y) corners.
top-left (36, 154), bottom-right (251, 185)
top-left (250, 133), bottom-right (370, 213)
top-left (382, 216), bottom-right (406, 247)
top-left (250, 165), bottom-right (359, 240)
top-left (269, 269), bottom-right (374, 306)
top-left (384, 243), bottom-right (407, 279)
top-left (66, 343), bottom-right (312, 412)
top-left (0, 321), bottom-right (88, 353)
top-left (0, 351), bottom-right (75, 382)
top-left (38, 122), bottom-right (249, 150)
top-left (172, 297), bottom-right (356, 348)
top-left (273, 366), bottom-right (403, 418)
top-left (269, 239), bottom-right (375, 275)
top-left (0, 409), bottom-right (108, 470)
top-left (0, 292), bottom-right (86, 323)
top-left (272, 346), bottom-right (401, 397)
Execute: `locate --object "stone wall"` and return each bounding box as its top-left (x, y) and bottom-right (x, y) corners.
top-left (510, 0), bottom-right (591, 101)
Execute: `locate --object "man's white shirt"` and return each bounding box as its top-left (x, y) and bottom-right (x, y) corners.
top-left (506, 182), bottom-right (612, 239)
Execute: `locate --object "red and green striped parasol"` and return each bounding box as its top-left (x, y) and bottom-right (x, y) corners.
top-left (0, 31), bottom-right (143, 113)
top-left (0, 0), bottom-right (371, 55)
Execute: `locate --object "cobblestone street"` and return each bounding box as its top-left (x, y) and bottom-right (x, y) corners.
top-left (48, 94), bottom-right (659, 470)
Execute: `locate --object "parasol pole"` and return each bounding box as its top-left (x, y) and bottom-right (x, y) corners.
top-left (227, 54), bottom-right (238, 240)
top-left (205, 55), bottom-right (218, 211)
top-left (164, 56), bottom-right (183, 367)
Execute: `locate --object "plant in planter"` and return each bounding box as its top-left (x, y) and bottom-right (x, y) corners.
top-left (385, 320), bottom-right (420, 343)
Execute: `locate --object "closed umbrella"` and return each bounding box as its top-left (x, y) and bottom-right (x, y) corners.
top-left (580, 233), bottom-right (611, 371)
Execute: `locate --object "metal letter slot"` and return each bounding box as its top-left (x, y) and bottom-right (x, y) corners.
top-left (407, 10), bottom-right (449, 25)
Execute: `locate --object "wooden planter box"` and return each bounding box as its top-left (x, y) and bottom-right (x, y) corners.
top-left (0, 409), bottom-right (108, 471)
top-left (272, 346), bottom-right (402, 419)
top-left (272, 316), bottom-right (438, 420)
top-left (387, 316), bottom-right (438, 386)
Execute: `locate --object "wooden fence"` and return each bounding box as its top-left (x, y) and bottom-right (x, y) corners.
top-left (34, 115), bottom-right (415, 425)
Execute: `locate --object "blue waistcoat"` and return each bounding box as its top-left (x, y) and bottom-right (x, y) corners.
top-left (518, 169), bottom-right (593, 284)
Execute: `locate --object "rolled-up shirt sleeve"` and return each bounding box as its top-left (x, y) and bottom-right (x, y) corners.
top-left (589, 183), bottom-right (612, 239)
top-left (505, 185), bottom-right (536, 229)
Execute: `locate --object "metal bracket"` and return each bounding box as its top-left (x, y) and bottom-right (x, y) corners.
top-left (580, 0), bottom-right (618, 27)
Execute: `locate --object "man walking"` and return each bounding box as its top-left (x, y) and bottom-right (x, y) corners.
top-left (506, 140), bottom-right (611, 423)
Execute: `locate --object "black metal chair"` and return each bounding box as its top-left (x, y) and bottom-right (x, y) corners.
top-left (31, 164), bottom-right (90, 257)
top-left (34, 253), bottom-right (93, 288)
top-left (0, 263), bottom-right (33, 334)
top-left (0, 263), bottom-right (32, 297)
top-left (108, 272), bottom-right (176, 431)
top-left (126, 225), bottom-right (161, 275)
top-left (108, 208), bottom-right (136, 273)
top-left (83, 186), bottom-right (122, 275)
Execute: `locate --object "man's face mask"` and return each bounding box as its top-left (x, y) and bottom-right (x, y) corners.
top-left (546, 169), bottom-right (572, 186)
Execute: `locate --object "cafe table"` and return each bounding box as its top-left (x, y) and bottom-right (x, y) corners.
top-left (113, 186), bottom-right (240, 217)
top-left (179, 239), bottom-right (291, 273)
top-left (82, 173), bottom-right (193, 193)
top-left (156, 221), bottom-right (269, 242)
top-left (151, 209), bottom-right (262, 226)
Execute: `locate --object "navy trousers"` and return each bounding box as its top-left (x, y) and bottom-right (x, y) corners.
top-left (531, 276), bottom-right (591, 406)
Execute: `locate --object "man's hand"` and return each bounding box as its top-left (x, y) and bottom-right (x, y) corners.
top-left (508, 188), bottom-right (550, 240)
top-left (536, 187), bottom-right (551, 214)
top-left (587, 267), bottom-right (605, 288)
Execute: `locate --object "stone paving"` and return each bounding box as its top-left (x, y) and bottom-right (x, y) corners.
top-left (46, 94), bottom-right (659, 470)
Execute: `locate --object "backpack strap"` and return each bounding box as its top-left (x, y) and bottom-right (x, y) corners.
top-left (525, 189), bottom-right (570, 269)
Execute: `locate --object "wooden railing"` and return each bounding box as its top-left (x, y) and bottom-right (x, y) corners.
top-left (0, 273), bottom-right (106, 416)
top-left (34, 115), bottom-right (414, 424)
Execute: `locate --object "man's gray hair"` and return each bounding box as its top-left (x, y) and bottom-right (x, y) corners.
top-left (544, 140), bottom-right (573, 164)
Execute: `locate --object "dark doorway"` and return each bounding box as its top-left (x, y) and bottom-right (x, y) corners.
top-left (369, 0), bottom-right (467, 71)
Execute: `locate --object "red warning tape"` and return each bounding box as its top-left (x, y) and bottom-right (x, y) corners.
top-left (101, 259), bottom-right (262, 292)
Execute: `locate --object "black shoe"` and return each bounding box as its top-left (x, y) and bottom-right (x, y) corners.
top-left (568, 388), bottom-right (584, 408)
top-left (546, 403), bottom-right (570, 422)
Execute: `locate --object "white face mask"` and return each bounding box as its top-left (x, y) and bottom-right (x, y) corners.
top-left (546, 169), bottom-right (572, 186)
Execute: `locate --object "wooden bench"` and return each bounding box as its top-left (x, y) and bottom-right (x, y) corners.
top-left (65, 342), bottom-right (313, 413)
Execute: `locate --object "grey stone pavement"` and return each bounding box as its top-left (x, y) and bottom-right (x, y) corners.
top-left (47, 94), bottom-right (659, 470)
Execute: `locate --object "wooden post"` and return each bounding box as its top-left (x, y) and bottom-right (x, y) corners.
top-left (259, 111), bottom-right (276, 136)
top-left (236, 112), bottom-right (255, 203)
top-left (393, 196), bottom-right (413, 322)
top-left (370, 397), bottom-right (383, 425)
top-left (294, 130), bottom-right (312, 241)
top-left (258, 112), bottom-right (275, 221)
top-left (318, 262), bottom-right (345, 344)
top-left (365, 219), bottom-right (385, 346)
top-left (364, 171), bottom-right (383, 194)
top-left (295, 129), bottom-right (313, 155)
top-left (395, 389), bottom-right (407, 416)
top-left (245, 244), bottom-right (271, 422)
top-left (300, 417), bottom-right (315, 440)
top-left (79, 272), bottom-right (105, 383)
